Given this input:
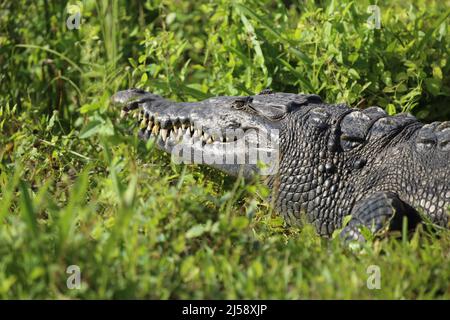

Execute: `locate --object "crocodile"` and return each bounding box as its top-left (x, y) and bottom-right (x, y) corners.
top-left (111, 88), bottom-right (450, 241)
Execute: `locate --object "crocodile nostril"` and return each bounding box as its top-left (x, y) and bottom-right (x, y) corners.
top-left (130, 88), bottom-right (146, 94)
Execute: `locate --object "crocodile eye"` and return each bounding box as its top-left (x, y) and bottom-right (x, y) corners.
top-left (415, 123), bottom-right (438, 151)
top-left (416, 138), bottom-right (436, 150)
top-left (231, 97), bottom-right (253, 110)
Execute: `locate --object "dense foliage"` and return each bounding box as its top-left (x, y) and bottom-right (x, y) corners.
top-left (0, 0), bottom-right (449, 299)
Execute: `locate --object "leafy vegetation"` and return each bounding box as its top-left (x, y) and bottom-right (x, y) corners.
top-left (0, 0), bottom-right (449, 299)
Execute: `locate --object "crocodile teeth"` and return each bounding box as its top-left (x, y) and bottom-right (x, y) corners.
top-left (120, 110), bottom-right (128, 118)
top-left (152, 125), bottom-right (159, 135)
top-left (203, 133), bottom-right (210, 142)
top-left (212, 133), bottom-right (222, 142)
top-left (147, 120), bottom-right (154, 130)
top-left (206, 137), bottom-right (213, 144)
top-left (161, 129), bottom-right (168, 141)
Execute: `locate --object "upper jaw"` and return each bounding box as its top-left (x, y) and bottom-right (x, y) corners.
top-left (111, 89), bottom-right (280, 149)
top-left (112, 89), bottom-right (281, 177)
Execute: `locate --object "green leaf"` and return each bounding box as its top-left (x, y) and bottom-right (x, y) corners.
top-left (79, 120), bottom-right (103, 139)
top-left (348, 68), bottom-right (360, 80)
top-left (19, 181), bottom-right (38, 238)
top-left (433, 66), bottom-right (443, 80)
top-left (185, 225), bottom-right (205, 238)
top-left (140, 72), bottom-right (148, 84)
top-left (424, 78), bottom-right (442, 96)
top-left (80, 102), bottom-right (101, 114)
top-left (386, 104), bottom-right (397, 115)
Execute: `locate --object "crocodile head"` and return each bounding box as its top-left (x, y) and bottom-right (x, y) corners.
top-left (111, 89), bottom-right (319, 178)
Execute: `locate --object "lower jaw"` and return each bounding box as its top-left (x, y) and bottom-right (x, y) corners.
top-left (137, 129), bottom-right (279, 176)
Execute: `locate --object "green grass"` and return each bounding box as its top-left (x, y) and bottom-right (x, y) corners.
top-left (0, 0), bottom-right (449, 299)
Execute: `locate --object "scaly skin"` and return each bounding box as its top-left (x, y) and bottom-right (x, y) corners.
top-left (111, 89), bottom-right (450, 241)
